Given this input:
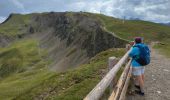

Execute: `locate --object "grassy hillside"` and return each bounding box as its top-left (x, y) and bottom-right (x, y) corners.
top-left (66, 12), bottom-right (170, 55)
top-left (93, 13), bottom-right (170, 57)
top-left (0, 14), bottom-right (32, 36)
top-left (0, 39), bottom-right (125, 99)
top-left (15, 48), bottom-right (125, 100)
top-left (0, 39), bottom-right (49, 77)
top-left (0, 39), bottom-right (52, 99)
top-left (94, 14), bottom-right (170, 43)
top-left (1, 12), bottom-right (170, 42)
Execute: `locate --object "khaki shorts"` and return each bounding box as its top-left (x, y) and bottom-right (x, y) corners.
top-left (132, 67), bottom-right (145, 76)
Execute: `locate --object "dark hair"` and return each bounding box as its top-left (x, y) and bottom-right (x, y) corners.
top-left (135, 37), bottom-right (142, 43)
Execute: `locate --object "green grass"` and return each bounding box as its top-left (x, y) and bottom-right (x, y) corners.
top-left (0, 39), bottom-right (49, 78)
top-left (90, 13), bottom-right (170, 43)
top-left (12, 48), bottom-right (125, 100)
top-left (0, 14), bottom-right (32, 36)
top-left (153, 40), bottom-right (170, 57)
top-left (0, 70), bottom-right (54, 100)
top-left (90, 13), bottom-right (170, 57)
top-left (0, 39), bottom-right (52, 100)
top-left (0, 36), bottom-right (126, 100)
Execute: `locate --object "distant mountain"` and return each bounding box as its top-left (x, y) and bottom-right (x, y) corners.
top-left (128, 17), bottom-right (141, 20)
top-left (165, 22), bottom-right (170, 26)
top-left (159, 22), bottom-right (170, 26)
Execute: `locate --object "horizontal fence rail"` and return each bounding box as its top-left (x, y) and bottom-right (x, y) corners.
top-left (108, 59), bottom-right (132, 100)
top-left (84, 48), bottom-right (132, 100)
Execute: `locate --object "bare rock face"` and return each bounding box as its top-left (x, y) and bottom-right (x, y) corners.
top-left (28, 12), bottom-right (127, 71)
top-left (0, 34), bottom-right (14, 47)
top-left (32, 12), bottom-right (126, 56)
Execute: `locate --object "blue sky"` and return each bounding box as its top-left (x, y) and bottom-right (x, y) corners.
top-left (0, 0), bottom-right (170, 23)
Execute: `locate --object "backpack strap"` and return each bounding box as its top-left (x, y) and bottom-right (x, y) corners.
top-left (131, 45), bottom-right (141, 60)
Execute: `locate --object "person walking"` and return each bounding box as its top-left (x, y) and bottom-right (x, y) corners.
top-left (129, 37), bottom-right (150, 96)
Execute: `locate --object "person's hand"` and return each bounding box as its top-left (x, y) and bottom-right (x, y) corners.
top-left (130, 41), bottom-right (135, 46)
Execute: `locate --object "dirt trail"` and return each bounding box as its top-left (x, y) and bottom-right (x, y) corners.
top-left (126, 47), bottom-right (170, 100)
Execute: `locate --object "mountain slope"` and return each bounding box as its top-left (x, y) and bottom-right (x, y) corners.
top-left (0, 12), bottom-right (127, 71)
top-left (94, 13), bottom-right (170, 43)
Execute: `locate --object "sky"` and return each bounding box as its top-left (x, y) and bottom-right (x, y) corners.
top-left (0, 0), bottom-right (170, 23)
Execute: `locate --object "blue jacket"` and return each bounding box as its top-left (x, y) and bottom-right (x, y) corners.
top-left (129, 43), bottom-right (149, 67)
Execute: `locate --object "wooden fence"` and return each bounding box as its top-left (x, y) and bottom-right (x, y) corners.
top-left (84, 47), bottom-right (132, 100)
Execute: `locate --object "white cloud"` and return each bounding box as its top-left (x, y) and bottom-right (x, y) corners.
top-left (0, 17), bottom-right (6, 23)
top-left (11, 0), bottom-right (27, 13)
top-left (0, 0), bottom-right (170, 23)
top-left (67, 0), bottom-right (115, 15)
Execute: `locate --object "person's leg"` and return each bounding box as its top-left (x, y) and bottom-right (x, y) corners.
top-left (142, 74), bottom-right (144, 82)
top-left (134, 76), bottom-right (139, 86)
top-left (132, 67), bottom-right (141, 90)
top-left (141, 67), bottom-right (145, 82)
top-left (134, 75), bottom-right (140, 90)
top-left (136, 75), bottom-right (144, 93)
top-left (132, 67), bottom-right (142, 86)
top-left (132, 67), bottom-right (140, 86)
top-left (134, 67), bottom-right (145, 95)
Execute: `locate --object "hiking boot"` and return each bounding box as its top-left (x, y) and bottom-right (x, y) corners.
top-left (135, 90), bottom-right (145, 96)
top-left (135, 85), bottom-right (140, 90)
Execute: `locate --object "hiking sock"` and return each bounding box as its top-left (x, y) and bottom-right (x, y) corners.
top-left (135, 85), bottom-right (140, 90)
top-left (135, 90), bottom-right (145, 96)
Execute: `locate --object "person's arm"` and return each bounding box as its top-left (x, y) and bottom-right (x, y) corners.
top-left (129, 47), bottom-right (140, 58)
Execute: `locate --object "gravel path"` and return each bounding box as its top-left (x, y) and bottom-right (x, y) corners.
top-left (126, 47), bottom-right (170, 100)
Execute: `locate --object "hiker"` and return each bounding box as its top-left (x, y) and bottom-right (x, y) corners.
top-left (129, 37), bottom-right (150, 96)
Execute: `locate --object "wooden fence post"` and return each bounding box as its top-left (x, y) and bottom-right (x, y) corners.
top-left (126, 44), bottom-right (131, 52)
